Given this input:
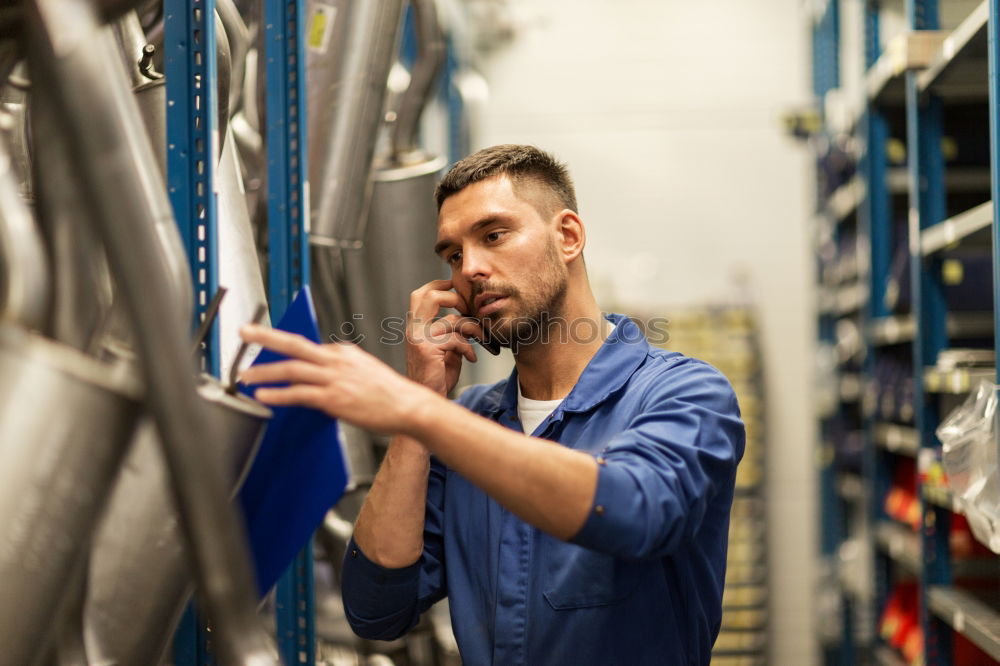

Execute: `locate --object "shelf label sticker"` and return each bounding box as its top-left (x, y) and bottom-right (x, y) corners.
top-left (307, 5), bottom-right (337, 54)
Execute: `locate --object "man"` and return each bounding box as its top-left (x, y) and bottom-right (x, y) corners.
top-left (240, 145), bottom-right (745, 665)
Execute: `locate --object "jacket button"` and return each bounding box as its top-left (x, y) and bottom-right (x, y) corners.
top-left (351, 548), bottom-right (358, 558)
top-left (595, 505), bottom-right (605, 515)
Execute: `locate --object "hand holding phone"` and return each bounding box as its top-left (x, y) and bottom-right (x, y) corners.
top-left (454, 291), bottom-right (501, 356)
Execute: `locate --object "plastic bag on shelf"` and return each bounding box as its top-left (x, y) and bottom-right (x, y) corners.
top-left (937, 379), bottom-right (1000, 553)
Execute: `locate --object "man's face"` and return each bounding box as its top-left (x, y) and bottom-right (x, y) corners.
top-left (435, 175), bottom-right (569, 346)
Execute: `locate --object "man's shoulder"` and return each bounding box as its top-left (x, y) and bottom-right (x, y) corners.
top-left (452, 378), bottom-right (508, 414)
top-left (632, 346), bottom-right (738, 403)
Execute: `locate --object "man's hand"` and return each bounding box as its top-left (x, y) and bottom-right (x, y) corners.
top-left (238, 325), bottom-right (437, 435)
top-left (406, 279), bottom-right (486, 395)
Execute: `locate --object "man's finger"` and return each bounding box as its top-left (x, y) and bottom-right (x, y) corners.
top-left (409, 289), bottom-right (466, 324)
top-left (412, 278), bottom-right (453, 295)
top-left (425, 315), bottom-right (485, 343)
top-left (240, 360), bottom-right (328, 386)
top-left (240, 325), bottom-right (329, 364)
top-left (253, 385), bottom-right (327, 409)
top-left (436, 334), bottom-right (477, 364)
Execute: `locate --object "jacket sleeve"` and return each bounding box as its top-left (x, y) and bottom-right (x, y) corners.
top-left (570, 360), bottom-right (745, 560)
top-left (340, 455), bottom-right (448, 640)
top-left (339, 384), bottom-right (498, 640)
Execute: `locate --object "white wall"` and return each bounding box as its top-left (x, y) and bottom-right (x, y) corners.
top-left (468, 1), bottom-right (817, 663)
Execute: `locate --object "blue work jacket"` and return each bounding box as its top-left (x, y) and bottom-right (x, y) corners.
top-left (342, 313), bottom-right (745, 665)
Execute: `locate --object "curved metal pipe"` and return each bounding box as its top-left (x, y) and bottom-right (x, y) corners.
top-left (390, 0), bottom-right (445, 162)
top-left (0, 133), bottom-right (48, 329)
top-left (308, 0), bottom-right (404, 243)
top-left (30, 84), bottom-right (117, 350)
top-left (112, 10), bottom-right (231, 153)
top-left (216, 0), bottom-right (249, 113)
top-left (22, 0), bottom-right (277, 662)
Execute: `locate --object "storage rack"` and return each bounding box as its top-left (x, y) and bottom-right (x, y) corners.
top-left (164, 0), bottom-right (313, 660)
top-left (652, 306), bottom-right (769, 666)
top-left (809, 1), bottom-right (1000, 665)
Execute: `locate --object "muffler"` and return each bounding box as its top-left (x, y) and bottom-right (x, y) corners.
top-left (0, 324), bottom-right (141, 666)
top-left (83, 375), bottom-right (271, 666)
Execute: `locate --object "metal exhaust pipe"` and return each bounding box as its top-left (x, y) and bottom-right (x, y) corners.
top-left (0, 130), bottom-right (47, 329)
top-left (308, 0), bottom-right (404, 245)
top-left (390, 0), bottom-right (445, 163)
top-left (21, 0), bottom-right (277, 661)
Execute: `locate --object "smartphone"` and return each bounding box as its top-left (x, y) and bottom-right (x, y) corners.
top-left (456, 294), bottom-right (501, 356)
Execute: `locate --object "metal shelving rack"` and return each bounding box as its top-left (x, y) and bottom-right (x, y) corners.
top-left (164, 0), bottom-right (312, 659)
top-left (164, 0), bottom-right (223, 658)
top-left (810, 0), bottom-right (1000, 664)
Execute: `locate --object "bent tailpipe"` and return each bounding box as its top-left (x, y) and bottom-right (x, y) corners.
top-left (22, 0), bottom-right (277, 662)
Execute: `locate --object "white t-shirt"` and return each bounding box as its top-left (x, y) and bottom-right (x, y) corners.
top-left (517, 383), bottom-right (564, 436)
top-left (516, 323), bottom-right (616, 435)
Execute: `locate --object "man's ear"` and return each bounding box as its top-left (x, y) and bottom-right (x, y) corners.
top-left (555, 210), bottom-right (585, 264)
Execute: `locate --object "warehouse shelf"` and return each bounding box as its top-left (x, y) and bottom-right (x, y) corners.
top-left (837, 283), bottom-right (869, 316)
top-left (874, 644), bottom-right (909, 666)
top-left (871, 312), bottom-right (994, 345)
top-left (923, 485), bottom-right (960, 513)
top-left (871, 315), bottom-right (918, 345)
top-left (837, 471), bottom-right (865, 502)
top-left (927, 585), bottom-right (1000, 661)
top-left (810, 1), bottom-right (1000, 663)
top-left (840, 373), bottom-right (863, 403)
top-left (827, 175), bottom-right (865, 222)
top-left (917, 0), bottom-right (989, 98)
top-left (867, 31), bottom-right (948, 105)
top-left (877, 521), bottom-right (1000, 579)
top-left (886, 166), bottom-right (992, 193)
top-left (923, 365), bottom-right (996, 394)
top-left (874, 423), bottom-right (920, 457)
top-left (921, 200), bottom-right (993, 255)
top-left (876, 521), bottom-right (922, 574)
top-left (838, 564), bottom-right (873, 603)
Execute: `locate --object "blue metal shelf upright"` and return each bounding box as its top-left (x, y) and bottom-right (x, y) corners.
top-left (264, 0), bottom-right (314, 658)
top-left (164, 0), bottom-right (312, 658)
top-left (809, 0), bottom-right (1000, 664)
top-left (164, 0), bottom-right (222, 658)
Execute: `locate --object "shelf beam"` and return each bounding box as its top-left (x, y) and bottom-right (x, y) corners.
top-left (876, 520), bottom-right (922, 574)
top-left (873, 423), bottom-right (920, 456)
top-left (921, 200), bottom-right (993, 255)
top-left (923, 365), bottom-right (996, 393)
top-left (928, 586), bottom-right (1000, 661)
top-left (918, 0), bottom-right (989, 96)
top-left (868, 30), bottom-right (948, 105)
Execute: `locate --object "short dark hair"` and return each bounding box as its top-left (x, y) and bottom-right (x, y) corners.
top-left (435, 144), bottom-right (578, 215)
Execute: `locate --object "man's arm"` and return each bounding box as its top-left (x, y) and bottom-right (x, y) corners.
top-left (239, 329), bottom-right (743, 557)
top-left (351, 435), bottom-right (430, 567)
top-left (351, 279), bottom-right (481, 567)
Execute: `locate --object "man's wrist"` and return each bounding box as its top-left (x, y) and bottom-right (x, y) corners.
top-left (399, 383), bottom-right (450, 444)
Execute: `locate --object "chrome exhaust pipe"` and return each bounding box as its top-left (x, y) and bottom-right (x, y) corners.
top-left (0, 129), bottom-right (47, 329)
top-left (308, 0), bottom-right (404, 244)
top-left (84, 375), bottom-right (271, 666)
top-left (22, 0), bottom-right (277, 661)
top-left (0, 324), bottom-right (142, 666)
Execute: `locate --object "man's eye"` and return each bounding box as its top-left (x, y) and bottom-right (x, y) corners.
top-left (485, 230), bottom-right (505, 243)
top-left (447, 251), bottom-right (462, 265)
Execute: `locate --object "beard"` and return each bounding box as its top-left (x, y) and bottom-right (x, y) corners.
top-left (474, 240), bottom-right (568, 350)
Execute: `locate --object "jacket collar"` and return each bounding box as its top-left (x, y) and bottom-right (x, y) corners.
top-left (479, 313), bottom-right (649, 417)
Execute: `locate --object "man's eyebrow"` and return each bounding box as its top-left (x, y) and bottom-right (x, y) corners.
top-left (433, 216), bottom-right (506, 256)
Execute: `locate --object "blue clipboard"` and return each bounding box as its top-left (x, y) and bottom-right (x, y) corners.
top-left (238, 286), bottom-right (349, 595)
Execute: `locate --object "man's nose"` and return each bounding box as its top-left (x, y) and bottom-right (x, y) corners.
top-left (460, 246), bottom-right (491, 281)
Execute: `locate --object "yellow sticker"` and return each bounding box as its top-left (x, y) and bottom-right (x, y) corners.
top-left (307, 5), bottom-right (337, 54)
top-left (941, 258), bottom-right (964, 285)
